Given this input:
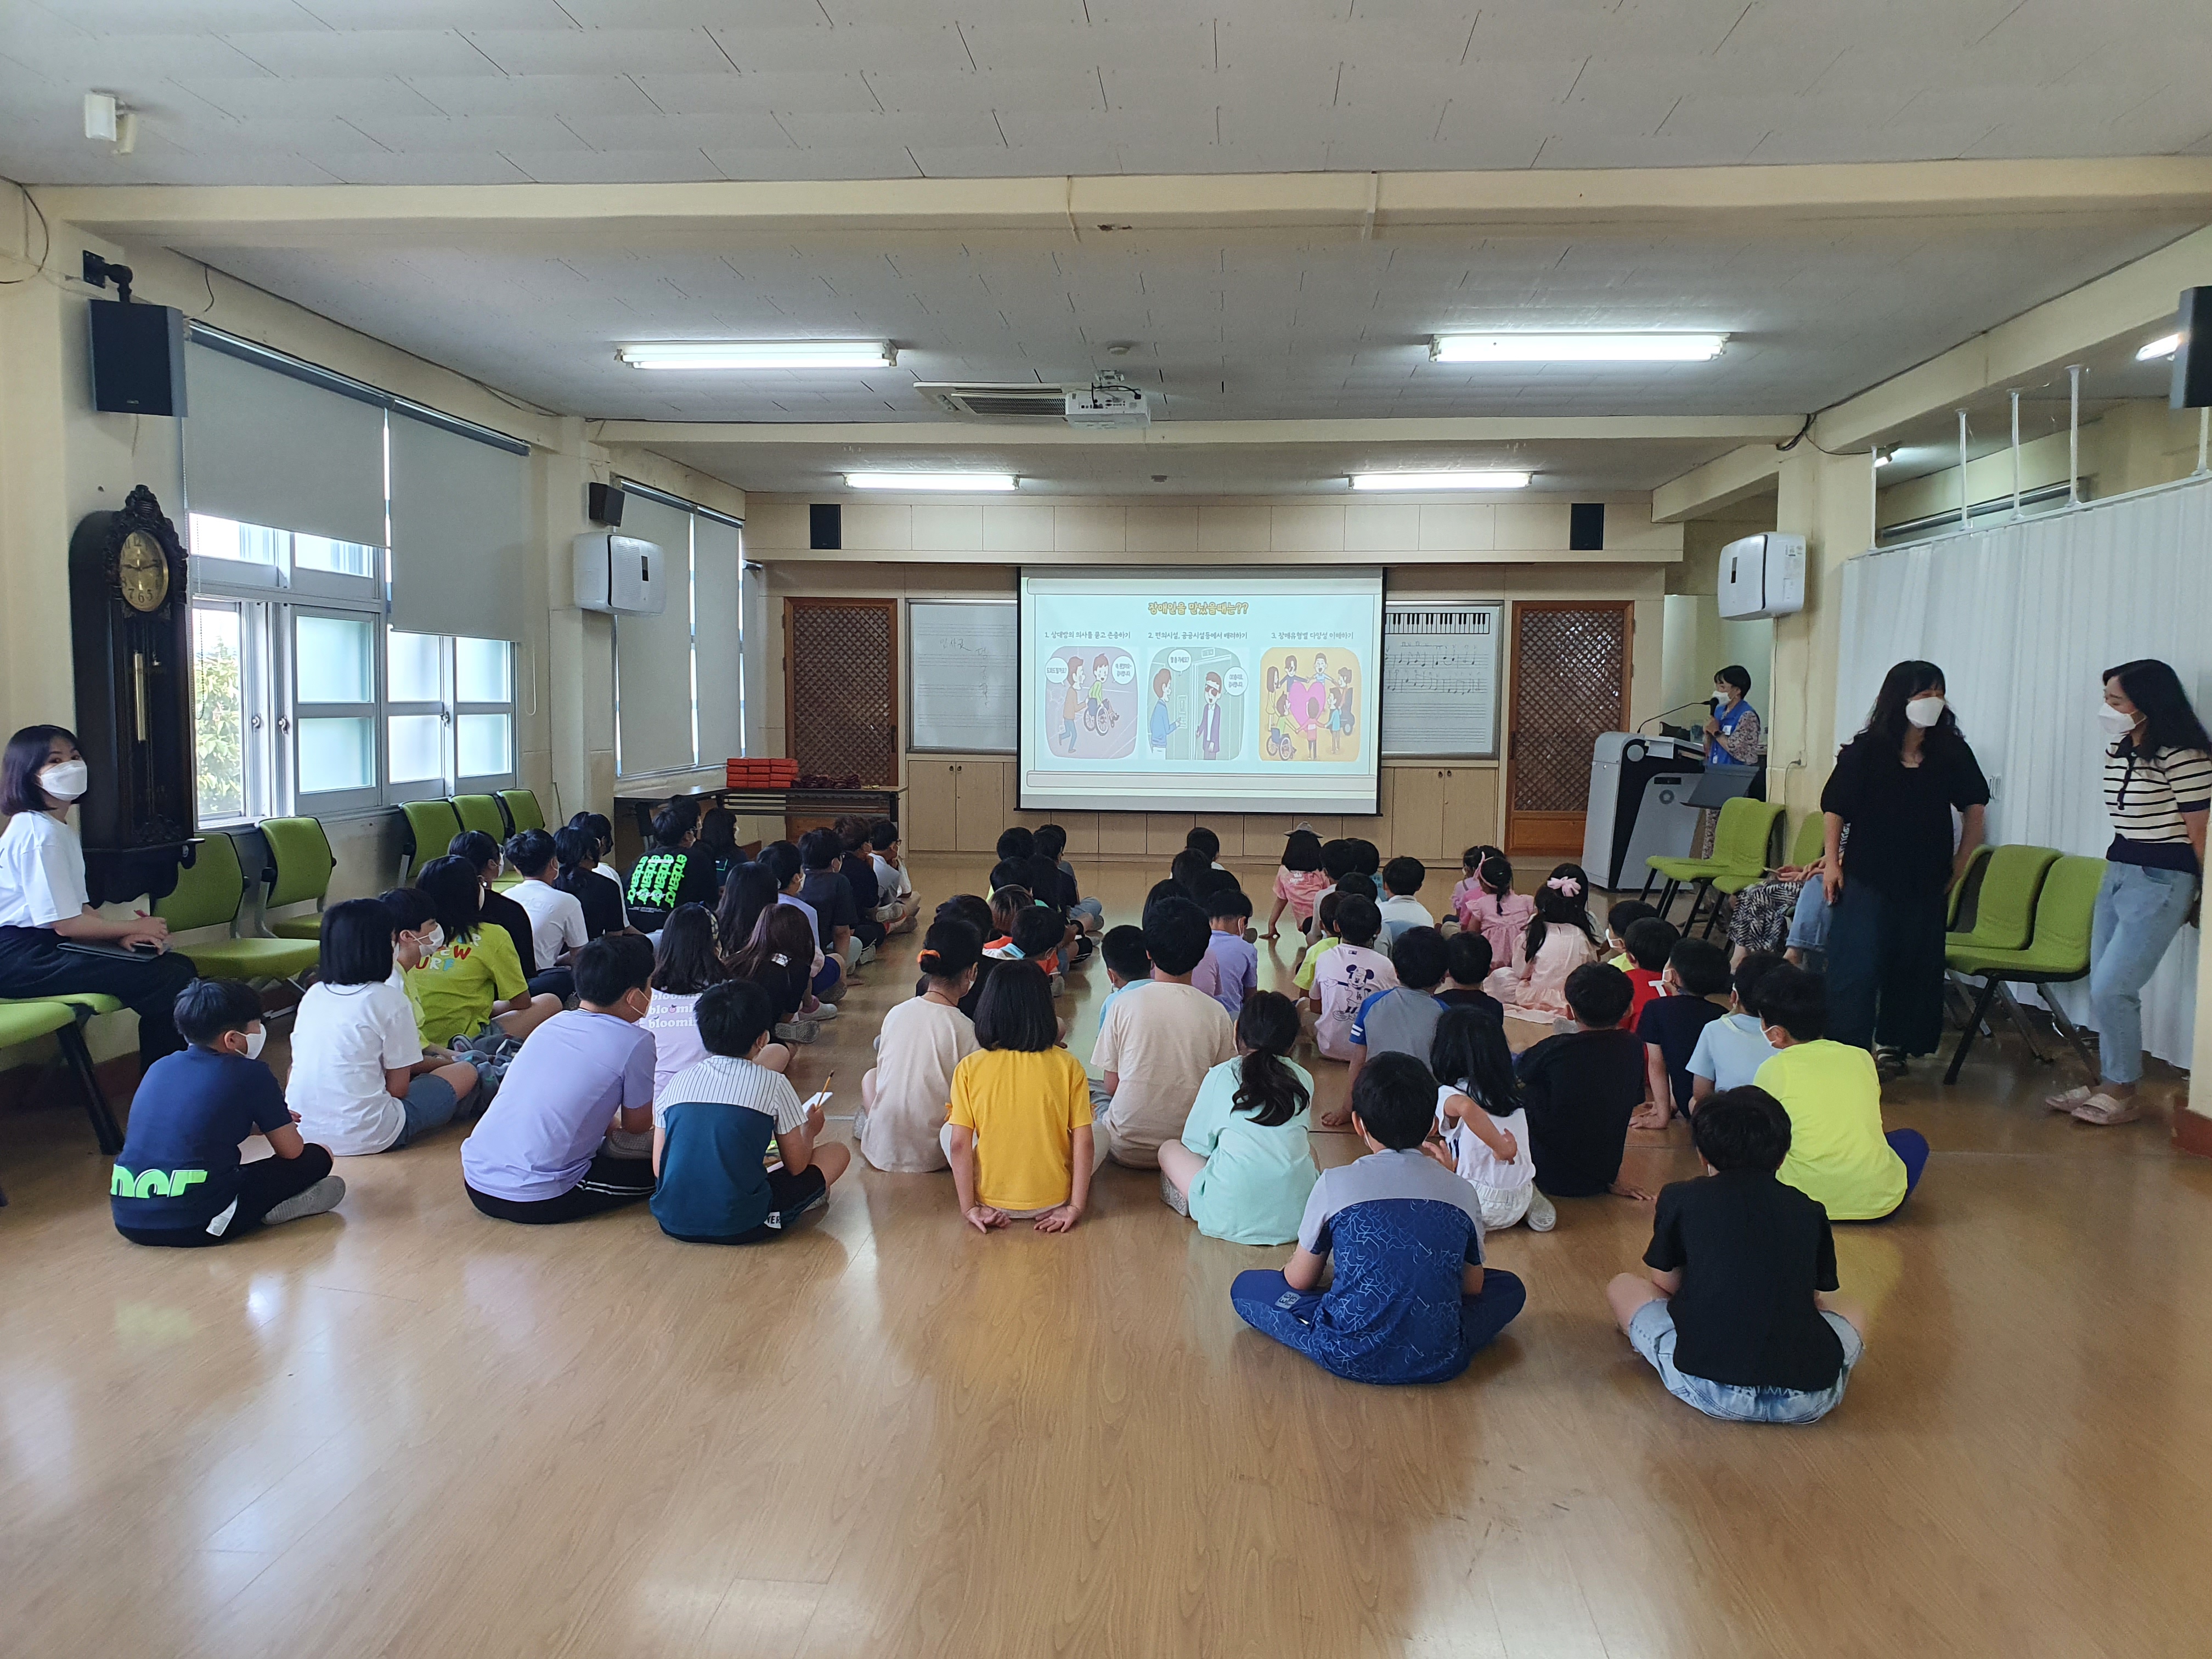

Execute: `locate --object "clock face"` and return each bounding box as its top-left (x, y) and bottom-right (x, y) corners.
top-left (117, 529), bottom-right (170, 613)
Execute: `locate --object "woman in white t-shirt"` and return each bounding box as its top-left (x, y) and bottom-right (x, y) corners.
top-left (645, 904), bottom-right (792, 1104)
top-left (1427, 1004), bottom-right (1555, 1232)
top-left (0, 724), bottom-right (196, 1070)
top-left (287, 896), bottom-right (481, 1154)
top-left (506, 828), bottom-right (589, 1000)
top-left (857, 918), bottom-right (980, 1172)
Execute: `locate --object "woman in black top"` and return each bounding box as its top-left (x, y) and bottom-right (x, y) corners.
top-left (1819, 661), bottom-right (1988, 1070)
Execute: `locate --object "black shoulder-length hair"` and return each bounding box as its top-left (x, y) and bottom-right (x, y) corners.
top-left (1, 724), bottom-right (79, 816)
top-left (2104, 658), bottom-right (2211, 756)
top-left (973, 957), bottom-right (1057, 1052)
top-left (317, 896), bottom-right (398, 988)
top-left (1856, 659), bottom-right (1965, 753)
top-left (414, 854), bottom-right (485, 945)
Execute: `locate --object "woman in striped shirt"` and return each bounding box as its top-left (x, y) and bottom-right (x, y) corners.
top-left (2053, 660), bottom-right (2209, 1127)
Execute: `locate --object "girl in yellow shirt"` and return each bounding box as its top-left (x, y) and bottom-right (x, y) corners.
top-left (944, 959), bottom-right (1096, 1233)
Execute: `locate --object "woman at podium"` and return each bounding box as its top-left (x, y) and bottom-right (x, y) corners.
top-left (1704, 665), bottom-right (1762, 768)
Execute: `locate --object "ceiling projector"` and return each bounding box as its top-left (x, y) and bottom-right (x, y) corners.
top-left (1065, 372), bottom-right (1151, 429)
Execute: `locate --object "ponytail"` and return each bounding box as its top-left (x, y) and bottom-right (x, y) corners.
top-left (1229, 991), bottom-right (1308, 1128)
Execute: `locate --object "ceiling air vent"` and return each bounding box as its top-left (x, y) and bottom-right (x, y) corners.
top-left (915, 382), bottom-right (1077, 420)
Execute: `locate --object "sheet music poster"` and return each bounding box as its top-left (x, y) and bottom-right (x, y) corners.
top-left (1380, 603), bottom-right (1502, 757)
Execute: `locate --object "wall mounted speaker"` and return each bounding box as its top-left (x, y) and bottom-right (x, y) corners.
top-left (88, 298), bottom-right (187, 416)
top-left (1570, 501), bottom-right (1606, 551)
top-left (587, 481), bottom-right (626, 526)
top-left (810, 503), bottom-right (842, 550)
top-left (2171, 287), bottom-right (2212, 410)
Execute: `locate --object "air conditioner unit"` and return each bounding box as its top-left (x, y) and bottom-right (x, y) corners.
top-left (1064, 376), bottom-right (1151, 429)
top-left (1717, 532), bottom-right (1806, 619)
top-left (573, 532), bottom-right (666, 615)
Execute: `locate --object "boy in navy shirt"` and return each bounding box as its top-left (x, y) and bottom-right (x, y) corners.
top-left (1635, 935), bottom-right (1732, 1127)
top-left (111, 979), bottom-right (345, 1246)
top-left (1230, 1050), bottom-right (1526, 1385)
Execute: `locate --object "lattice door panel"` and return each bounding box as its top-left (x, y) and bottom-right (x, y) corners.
top-left (1506, 601), bottom-right (1632, 856)
top-left (786, 598), bottom-right (899, 785)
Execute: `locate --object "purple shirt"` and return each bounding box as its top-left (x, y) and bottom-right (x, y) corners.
top-left (1192, 929), bottom-right (1259, 1019)
top-left (460, 1009), bottom-right (656, 1203)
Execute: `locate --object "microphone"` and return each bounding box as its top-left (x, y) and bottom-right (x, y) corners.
top-left (1637, 699), bottom-right (1717, 735)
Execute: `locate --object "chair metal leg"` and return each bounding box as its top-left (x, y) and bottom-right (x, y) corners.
top-left (2040, 993), bottom-right (2100, 1081)
top-left (1993, 984), bottom-right (2054, 1065)
top-left (1944, 979), bottom-right (1999, 1084)
top-left (55, 1019), bottom-right (123, 1155)
top-left (1701, 890), bottom-right (1730, 939)
top-left (1639, 870), bottom-right (1657, 903)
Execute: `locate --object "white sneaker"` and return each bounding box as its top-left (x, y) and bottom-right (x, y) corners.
top-left (266, 1173), bottom-right (346, 1226)
top-left (1525, 1190), bottom-right (1557, 1232)
top-left (774, 1019), bottom-right (820, 1045)
top-left (812, 1002), bottom-right (840, 1022)
top-left (1159, 1169), bottom-right (1190, 1217)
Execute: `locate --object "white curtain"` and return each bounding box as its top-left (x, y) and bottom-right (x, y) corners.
top-left (1836, 481), bottom-right (2212, 1066)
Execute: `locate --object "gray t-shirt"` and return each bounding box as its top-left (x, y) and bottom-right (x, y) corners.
top-left (1350, 986), bottom-right (1443, 1063)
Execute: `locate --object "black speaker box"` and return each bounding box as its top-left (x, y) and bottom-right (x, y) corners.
top-left (1569, 501), bottom-right (1606, 551)
top-left (2171, 287), bottom-right (2212, 410)
top-left (810, 503), bottom-right (842, 550)
top-left (88, 298), bottom-right (187, 416)
top-left (588, 481), bottom-right (626, 526)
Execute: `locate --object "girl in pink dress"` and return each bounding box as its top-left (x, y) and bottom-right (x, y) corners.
top-left (1486, 868), bottom-right (1600, 1018)
top-left (1452, 848), bottom-right (1535, 968)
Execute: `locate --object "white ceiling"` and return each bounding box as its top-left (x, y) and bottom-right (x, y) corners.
top-left (4, 0), bottom-right (2212, 187)
top-left (177, 217), bottom-right (2199, 426)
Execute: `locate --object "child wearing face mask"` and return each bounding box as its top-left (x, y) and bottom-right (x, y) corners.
top-left (111, 978), bottom-right (346, 1246)
top-left (461, 935), bottom-right (663, 1223)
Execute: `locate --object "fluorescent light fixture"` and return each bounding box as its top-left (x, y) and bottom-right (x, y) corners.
top-left (845, 472), bottom-right (1018, 492)
top-left (617, 340), bottom-right (895, 370)
top-left (1350, 470), bottom-right (1531, 491)
top-left (1431, 332), bottom-right (1727, 363)
top-left (2136, 332), bottom-right (2182, 362)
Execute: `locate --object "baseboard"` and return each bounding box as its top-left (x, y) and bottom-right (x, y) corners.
top-left (2171, 1104), bottom-right (2212, 1160)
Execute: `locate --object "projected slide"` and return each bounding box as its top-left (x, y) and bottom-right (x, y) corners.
top-left (1019, 568), bottom-right (1384, 814)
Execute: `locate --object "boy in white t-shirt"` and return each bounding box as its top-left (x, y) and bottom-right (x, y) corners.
top-left (858, 918), bottom-right (981, 1172)
top-left (1089, 899), bottom-right (1235, 1169)
top-left (866, 819), bottom-right (921, 936)
top-left (1313, 895), bottom-right (1398, 1065)
top-left (506, 828), bottom-right (588, 1000)
top-left (287, 896), bottom-right (480, 1154)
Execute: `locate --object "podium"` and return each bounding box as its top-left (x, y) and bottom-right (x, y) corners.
top-left (1581, 733), bottom-right (1703, 890)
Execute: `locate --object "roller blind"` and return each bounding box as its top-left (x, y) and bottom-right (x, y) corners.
top-left (742, 561), bottom-right (766, 757)
top-left (614, 494), bottom-right (696, 776)
top-left (184, 341), bottom-right (387, 548)
top-left (388, 412), bottom-right (531, 640)
top-left (694, 516), bottom-right (742, 766)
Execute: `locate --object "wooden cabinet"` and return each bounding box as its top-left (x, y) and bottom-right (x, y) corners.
top-left (1146, 813), bottom-right (1195, 858)
top-left (1097, 813), bottom-right (1147, 856)
top-left (1442, 767), bottom-right (1500, 859)
top-left (1380, 763), bottom-right (1501, 863)
top-left (906, 760), bottom-right (957, 852)
top-left (905, 756), bottom-right (1010, 853)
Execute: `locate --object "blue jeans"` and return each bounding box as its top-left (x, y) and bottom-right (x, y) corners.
top-left (1629, 1299), bottom-right (1861, 1424)
top-left (1229, 1267), bottom-right (1526, 1385)
top-left (2089, 862), bottom-right (2199, 1086)
top-left (390, 1073), bottom-right (462, 1149)
top-left (1787, 878), bottom-right (1831, 952)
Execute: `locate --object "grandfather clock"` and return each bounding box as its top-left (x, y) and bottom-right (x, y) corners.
top-left (68, 484), bottom-right (196, 905)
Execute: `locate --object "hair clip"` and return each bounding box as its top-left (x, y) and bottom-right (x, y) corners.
top-left (1545, 875), bottom-right (1582, 897)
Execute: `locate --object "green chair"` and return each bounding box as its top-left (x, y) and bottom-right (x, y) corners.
top-left (398, 799), bottom-right (464, 883)
top-left (153, 833), bottom-right (324, 985)
top-left (1705, 811), bottom-right (1830, 935)
top-left (259, 816), bottom-right (338, 940)
top-left (1782, 812), bottom-right (1826, 872)
top-left (1943, 854), bottom-right (2106, 1085)
top-left (1946, 843), bottom-right (1995, 931)
top-left (0, 999), bottom-right (123, 1181)
top-left (499, 789), bottom-right (546, 834)
top-left (1647, 797), bottom-right (1785, 934)
top-left (454, 793), bottom-right (507, 843)
top-left (1945, 844), bottom-right (2057, 959)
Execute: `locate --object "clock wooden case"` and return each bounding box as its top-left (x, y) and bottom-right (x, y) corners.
top-left (68, 484), bottom-right (196, 905)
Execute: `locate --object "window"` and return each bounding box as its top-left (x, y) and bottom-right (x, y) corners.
top-left (187, 509), bottom-right (518, 819)
top-left (612, 487), bottom-right (745, 779)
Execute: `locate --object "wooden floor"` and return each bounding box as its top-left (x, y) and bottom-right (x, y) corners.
top-left (4, 854), bottom-right (2210, 1658)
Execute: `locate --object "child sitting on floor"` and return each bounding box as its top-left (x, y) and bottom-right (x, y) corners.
top-left (1266, 826), bottom-right (1331, 943)
top-left (1193, 885), bottom-right (1259, 1018)
top-left (112, 979), bottom-right (346, 1246)
top-left (945, 960), bottom-right (1097, 1234)
top-left (288, 895), bottom-right (479, 1155)
top-left (1752, 966), bottom-right (1928, 1222)
top-left (1375, 857), bottom-right (1434, 947)
top-left (1091, 898), bottom-right (1237, 1168)
top-left (1435, 930), bottom-right (1504, 1023)
top-left (1604, 900), bottom-right (1659, 972)
top-left (1487, 871), bottom-right (1599, 1019)
top-left (1313, 895), bottom-right (1397, 1066)
top-left (651, 979), bottom-right (850, 1244)
top-left (1453, 850), bottom-right (1533, 972)
top-left (1634, 935), bottom-right (1731, 1128)
top-left (1685, 950), bottom-right (1784, 1108)
top-left (1621, 916), bottom-right (1679, 1026)
top-left (922, 895), bottom-right (997, 1020)
top-left (1340, 924), bottom-right (1449, 1105)
top-left (860, 918), bottom-right (981, 1172)
top-left (1429, 1002), bottom-right (1554, 1232)
top-left (1158, 990), bottom-right (1318, 1244)
top-left (1293, 890), bottom-right (1345, 1003)
top-left (1607, 1085), bottom-right (1866, 1424)
top-left (1086, 924), bottom-right (1152, 1110)
top-left (1229, 1051), bottom-right (1527, 1386)
top-left (1516, 963), bottom-right (1650, 1200)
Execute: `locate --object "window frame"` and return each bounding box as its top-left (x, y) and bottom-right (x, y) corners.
top-left (611, 482), bottom-right (746, 782)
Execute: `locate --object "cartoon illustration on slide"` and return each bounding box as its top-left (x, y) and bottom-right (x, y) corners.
top-left (1144, 646), bottom-right (1247, 763)
top-left (1260, 646), bottom-right (1364, 763)
top-left (1043, 646), bottom-right (1135, 759)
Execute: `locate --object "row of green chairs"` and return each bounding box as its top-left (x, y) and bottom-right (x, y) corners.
top-left (1943, 847), bottom-right (2106, 1084)
top-left (0, 996), bottom-right (122, 1202)
top-left (1644, 795), bottom-right (1795, 936)
top-left (397, 790), bottom-right (546, 884)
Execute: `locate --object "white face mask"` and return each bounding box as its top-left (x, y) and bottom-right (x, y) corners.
top-left (2096, 703), bottom-right (2136, 737)
top-left (1905, 695), bottom-right (1946, 729)
top-left (421, 923), bottom-right (444, 952)
top-left (241, 1027), bottom-right (267, 1061)
top-left (39, 759), bottom-right (89, 803)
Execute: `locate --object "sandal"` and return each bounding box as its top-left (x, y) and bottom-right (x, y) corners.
top-left (2071, 1093), bottom-right (2142, 1127)
top-left (2045, 1085), bottom-right (2095, 1113)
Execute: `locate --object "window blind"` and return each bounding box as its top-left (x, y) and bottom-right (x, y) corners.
top-left (613, 494), bottom-right (697, 776)
top-left (183, 341), bottom-right (387, 549)
top-left (387, 410), bottom-right (531, 641)
top-left (693, 516), bottom-right (742, 766)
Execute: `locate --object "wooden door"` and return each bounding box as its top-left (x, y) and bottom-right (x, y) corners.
top-left (784, 597), bottom-right (898, 785)
top-left (952, 760), bottom-right (1007, 854)
top-left (1442, 766), bottom-right (1499, 860)
top-left (906, 759), bottom-right (957, 851)
top-left (1505, 601), bottom-right (1633, 859)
